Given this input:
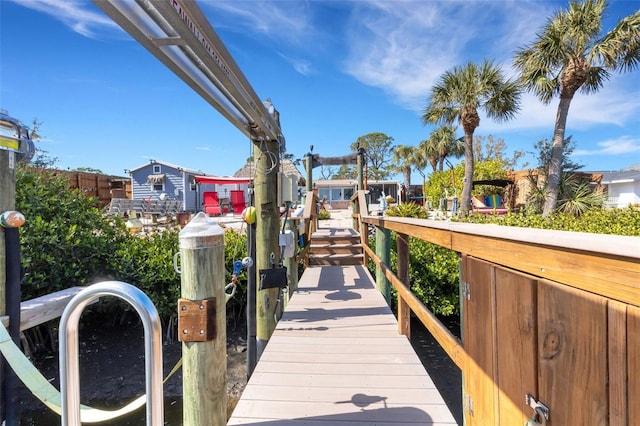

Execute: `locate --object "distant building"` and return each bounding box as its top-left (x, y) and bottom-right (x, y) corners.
top-left (128, 160), bottom-right (206, 212)
top-left (599, 170), bottom-right (640, 208)
top-left (313, 179), bottom-right (399, 210)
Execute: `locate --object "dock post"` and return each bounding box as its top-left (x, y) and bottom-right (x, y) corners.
top-left (396, 232), bottom-right (410, 338)
top-left (178, 213), bottom-right (227, 425)
top-left (375, 227), bottom-right (391, 304)
top-left (0, 147), bottom-right (16, 425)
top-left (254, 138), bottom-right (281, 357)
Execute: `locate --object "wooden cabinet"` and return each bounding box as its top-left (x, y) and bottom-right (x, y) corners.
top-left (462, 255), bottom-right (638, 426)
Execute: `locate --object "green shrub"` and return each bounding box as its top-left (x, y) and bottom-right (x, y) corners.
top-left (317, 209), bottom-right (331, 220)
top-left (16, 167), bottom-right (129, 298)
top-left (385, 203), bottom-right (428, 219)
top-left (461, 206), bottom-right (640, 236)
top-left (15, 166), bottom-right (251, 332)
top-left (368, 231), bottom-right (460, 317)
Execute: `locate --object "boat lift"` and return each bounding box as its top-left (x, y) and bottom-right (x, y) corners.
top-left (93, 0), bottom-right (285, 149)
top-left (0, 110), bottom-right (35, 164)
top-left (89, 1), bottom-right (288, 423)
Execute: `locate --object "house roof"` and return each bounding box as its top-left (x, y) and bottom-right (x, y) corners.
top-left (314, 179), bottom-right (399, 186)
top-left (234, 159), bottom-right (303, 181)
top-left (195, 176), bottom-right (252, 185)
top-left (598, 170), bottom-right (640, 184)
top-left (129, 159), bottom-right (207, 175)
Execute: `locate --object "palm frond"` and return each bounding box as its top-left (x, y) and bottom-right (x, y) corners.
top-left (591, 10), bottom-right (640, 71)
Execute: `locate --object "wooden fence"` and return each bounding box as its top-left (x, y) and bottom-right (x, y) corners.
top-left (49, 169), bottom-right (131, 207)
top-left (351, 190), bottom-right (639, 426)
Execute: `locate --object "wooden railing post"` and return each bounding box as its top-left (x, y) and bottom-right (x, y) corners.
top-left (356, 191), bottom-right (369, 266)
top-left (283, 218), bottom-right (299, 303)
top-left (397, 232), bottom-right (410, 338)
top-left (375, 226), bottom-right (391, 304)
top-left (178, 213), bottom-right (226, 425)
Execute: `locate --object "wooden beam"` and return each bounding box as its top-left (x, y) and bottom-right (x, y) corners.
top-left (19, 287), bottom-right (89, 331)
top-left (360, 216), bottom-right (640, 308)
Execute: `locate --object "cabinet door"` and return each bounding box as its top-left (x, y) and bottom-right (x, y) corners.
top-left (495, 266), bottom-right (537, 424)
top-left (462, 256), bottom-right (496, 426)
top-left (628, 305), bottom-right (640, 426)
top-left (537, 279), bottom-right (608, 425)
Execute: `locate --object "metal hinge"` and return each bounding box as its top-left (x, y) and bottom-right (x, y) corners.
top-left (465, 395), bottom-right (474, 417)
top-left (525, 393), bottom-right (550, 422)
top-left (462, 281), bottom-right (471, 300)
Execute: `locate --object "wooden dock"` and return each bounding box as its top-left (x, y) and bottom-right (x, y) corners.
top-left (228, 264), bottom-right (457, 425)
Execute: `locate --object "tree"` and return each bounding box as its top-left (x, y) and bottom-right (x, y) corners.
top-left (332, 164), bottom-right (357, 179)
top-left (525, 136), bottom-right (603, 215)
top-left (427, 126), bottom-right (464, 171)
top-left (534, 136), bottom-right (583, 175)
top-left (514, 0), bottom-right (640, 216)
top-left (391, 145), bottom-right (418, 187)
top-left (318, 165), bottom-right (334, 180)
top-left (422, 61), bottom-right (521, 215)
top-left (474, 135), bottom-right (526, 169)
top-left (27, 118), bottom-right (58, 168)
top-left (418, 138), bottom-right (440, 173)
top-left (74, 167), bottom-right (104, 174)
top-left (351, 132), bottom-right (395, 181)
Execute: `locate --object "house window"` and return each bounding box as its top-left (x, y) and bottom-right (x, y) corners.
top-left (343, 188), bottom-right (355, 200)
top-left (153, 165), bottom-right (161, 174)
top-left (331, 188), bottom-right (342, 201)
top-left (152, 183), bottom-right (164, 192)
top-left (318, 188), bottom-right (330, 202)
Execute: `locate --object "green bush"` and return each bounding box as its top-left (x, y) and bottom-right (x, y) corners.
top-left (461, 206), bottom-right (640, 236)
top-left (317, 209), bottom-right (331, 220)
top-left (16, 167), bottom-right (129, 298)
top-left (15, 166), bottom-right (251, 332)
top-left (385, 203), bottom-right (428, 219)
top-left (368, 232), bottom-right (460, 317)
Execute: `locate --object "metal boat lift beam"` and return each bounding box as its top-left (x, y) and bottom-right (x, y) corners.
top-left (93, 0), bottom-right (283, 143)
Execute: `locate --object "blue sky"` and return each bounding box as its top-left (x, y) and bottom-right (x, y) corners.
top-left (1, 0), bottom-right (639, 184)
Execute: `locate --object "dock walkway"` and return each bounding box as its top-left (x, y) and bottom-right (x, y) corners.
top-left (228, 263), bottom-right (457, 425)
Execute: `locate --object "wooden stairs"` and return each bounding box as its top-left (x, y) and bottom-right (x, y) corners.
top-left (309, 228), bottom-right (364, 266)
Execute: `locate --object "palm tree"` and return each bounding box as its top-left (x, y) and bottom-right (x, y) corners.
top-left (432, 126), bottom-right (464, 171)
top-left (422, 61), bottom-right (521, 215)
top-left (514, 0), bottom-right (640, 216)
top-left (392, 145), bottom-right (418, 188)
top-left (418, 138), bottom-right (440, 173)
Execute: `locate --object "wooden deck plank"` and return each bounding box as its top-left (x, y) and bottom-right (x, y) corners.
top-left (230, 400), bottom-right (455, 424)
top-left (228, 264), bottom-right (457, 425)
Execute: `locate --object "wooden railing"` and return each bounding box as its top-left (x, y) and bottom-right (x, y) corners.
top-left (350, 190), bottom-right (640, 425)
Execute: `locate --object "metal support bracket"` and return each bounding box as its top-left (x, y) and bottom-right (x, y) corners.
top-left (525, 393), bottom-right (550, 422)
top-left (178, 298), bottom-right (216, 342)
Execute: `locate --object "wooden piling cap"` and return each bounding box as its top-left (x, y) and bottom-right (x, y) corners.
top-left (179, 212), bottom-right (224, 249)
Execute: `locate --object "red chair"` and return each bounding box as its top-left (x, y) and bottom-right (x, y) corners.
top-left (203, 191), bottom-right (222, 216)
top-left (230, 190), bottom-right (246, 215)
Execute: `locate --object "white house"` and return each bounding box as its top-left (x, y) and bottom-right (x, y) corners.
top-left (600, 171), bottom-right (640, 208)
top-left (313, 179), bottom-right (399, 210)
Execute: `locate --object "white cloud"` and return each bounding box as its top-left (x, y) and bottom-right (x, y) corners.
top-left (202, 1), bottom-right (314, 45)
top-left (194, 146), bottom-right (212, 152)
top-left (9, 0), bottom-right (119, 38)
top-left (278, 53), bottom-right (314, 76)
top-left (574, 136), bottom-right (640, 156)
top-left (341, 1), bottom-right (555, 111)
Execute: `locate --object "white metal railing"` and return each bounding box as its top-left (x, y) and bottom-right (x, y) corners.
top-left (59, 281), bottom-right (164, 426)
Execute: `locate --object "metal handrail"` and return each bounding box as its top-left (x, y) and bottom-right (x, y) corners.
top-left (59, 281), bottom-right (164, 426)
